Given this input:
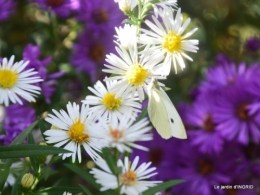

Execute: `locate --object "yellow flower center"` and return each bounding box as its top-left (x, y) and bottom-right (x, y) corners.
top-left (109, 128), bottom-right (123, 141)
top-left (163, 32), bottom-right (182, 53)
top-left (101, 93), bottom-right (122, 111)
top-left (67, 119), bottom-right (89, 144)
top-left (119, 170), bottom-right (137, 186)
top-left (0, 69), bottom-right (18, 89)
top-left (125, 64), bottom-right (150, 86)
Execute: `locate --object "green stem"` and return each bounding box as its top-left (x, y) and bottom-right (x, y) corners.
top-left (136, 0), bottom-right (143, 35)
top-left (30, 166), bottom-right (42, 191)
top-left (111, 148), bottom-right (122, 195)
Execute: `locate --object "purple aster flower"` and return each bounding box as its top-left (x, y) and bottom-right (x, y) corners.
top-left (0, 103), bottom-right (35, 145)
top-left (70, 28), bottom-right (116, 82)
top-left (172, 141), bottom-right (237, 195)
top-left (131, 130), bottom-right (183, 181)
top-left (246, 63), bottom-right (260, 98)
top-left (32, 0), bottom-right (80, 18)
top-left (245, 36), bottom-right (260, 52)
top-left (189, 87), bottom-right (201, 100)
top-left (214, 143), bottom-right (259, 195)
top-left (235, 142), bottom-right (260, 178)
top-left (181, 93), bottom-right (224, 154)
top-left (200, 62), bottom-right (243, 93)
top-left (199, 56), bottom-right (256, 94)
top-left (213, 78), bottom-right (260, 145)
top-left (23, 44), bottom-right (64, 104)
top-left (0, 0), bottom-right (16, 22)
top-left (178, 102), bottom-right (200, 132)
top-left (76, 0), bottom-right (124, 34)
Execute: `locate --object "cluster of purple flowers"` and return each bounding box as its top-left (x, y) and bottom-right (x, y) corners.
top-left (23, 44), bottom-right (64, 104)
top-left (31, 0), bottom-right (124, 82)
top-left (32, 0), bottom-right (80, 18)
top-left (0, 102), bottom-right (35, 145)
top-left (0, 0), bottom-right (123, 144)
top-left (28, 0), bottom-right (124, 83)
top-left (70, 0), bottom-right (124, 82)
top-left (134, 54), bottom-right (260, 195)
top-left (0, 0), bottom-right (16, 22)
top-left (245, 36), bottom-right (260, 53)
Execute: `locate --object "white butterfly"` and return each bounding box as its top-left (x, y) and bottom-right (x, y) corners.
top-left (147, 78), bottom-right (187, 139)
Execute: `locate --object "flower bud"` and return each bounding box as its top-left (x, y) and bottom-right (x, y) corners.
top-left (115, 0), bottom-right (137, 15)
top-left (21, 173), bottom-right (35, 189)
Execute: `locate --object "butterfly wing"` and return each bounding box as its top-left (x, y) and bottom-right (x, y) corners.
top-left (159, 88), bottom-right (187, 139)
top-left (147, 78), bottom-right (187, 139)
top-left (148, 87), bottom-right (172, 139)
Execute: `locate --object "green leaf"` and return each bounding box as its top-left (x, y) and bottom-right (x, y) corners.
top-left (0, 121), bottom-right (38, 190)
top-left (42, 166), bottom-right (51, 181)
top-left (10, 172), bottom-right (24, 195)
top-left (0, 168), bottom-right (10, 189)
top-left (0, 144), bottom-right (72, 159)
top-left (28, 133), bottom-right (39, 174)
top-left (12, 121), bottom-right (38, 145)
top-left (38, 118), bottom-right (48, 140)
top-left (0, 123), bottom-right (6, 135)
top-left (64, 163), bottom-right (99, 190)
top-left (121, 18), bottom-right (131, 24)
top-left (142, 180), bottom-right (185, 195)
top-left (64, 164), bottom-right (117, 195)
top-left (128, 20), bottom-right (138, 25)
top-left (41, 166), bottom-right (58, 181)
top-left (50, 155), bottom-right (62, 164)
top-left (33, 187), bottom-right (83, 195)
top-left (79, 184), bottom-right (93, 195)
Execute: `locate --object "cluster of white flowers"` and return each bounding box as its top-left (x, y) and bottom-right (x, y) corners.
top-left (42, 1), bottom-right (198, 194)
top-left (0, 0), bottom-right (198, 194)
top-left (43, 101), bottom-right (153, 163)
top-left (90, 1), bottom-right (198, 193)
top-left (43, 100), bottom-right (158, 194)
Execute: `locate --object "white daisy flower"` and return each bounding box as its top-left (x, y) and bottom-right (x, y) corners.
top-left (0, 55), bottom-right (43, 106)
top-left (99, 115), bottom-right (153, 153)
top-left (44, 102), bottom-right (107, 163)
top-left (82, 79), bottom-right (141, 121)
top-left (153, 0), bottom-right (178, 17)
top-left (102, 44), bottom-right (166, 101)
top-left (114, 0), bottom-right (137, 13)
top-left (139, 8), bottom-right (199, 75)
top-left (115, 24), bottom-right (138, 50)
top-left (90, 156), bottom-right (161, 195)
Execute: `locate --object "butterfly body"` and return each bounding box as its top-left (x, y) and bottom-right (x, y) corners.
top-left (147, 79), bottom-right (187, 139)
